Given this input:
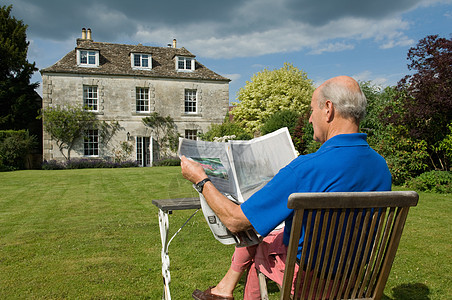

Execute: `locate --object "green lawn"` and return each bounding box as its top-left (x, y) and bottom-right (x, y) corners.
top-left (0, 168), bottom-right (450, 299)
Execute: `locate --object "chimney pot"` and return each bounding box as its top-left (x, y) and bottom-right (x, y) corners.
top-left (82, 28), bottom-right (86, 39)
top-left (172, 39), bottom-right (177, 48)
top-left (87, 28), bottom-right (92, 40)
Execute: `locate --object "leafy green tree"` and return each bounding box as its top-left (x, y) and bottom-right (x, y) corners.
top-left (113, 141), bottom-right (134, 163)
top-left (40, 106), bottom-right (98, 160)
top-left (98, 120), bottom-right (122, 158)
top-left (0, 130), bottom-right (35, 170)
top-left (260, 110), bottom-right (300, 136)
top-left (0, 5), bottom-right (39, 135)
top-left (292, 112), bottom-right (321, 155)
top-left (199, 121), bottom-right (253, 142)
top-left (389, 35), bottom-right (452, 171)
top-left (232, 63), bottom-right (314, 135)
top-left (142, 112), bottom-right (180, 157)
top-left (360, 82), bottom-right (429, 185)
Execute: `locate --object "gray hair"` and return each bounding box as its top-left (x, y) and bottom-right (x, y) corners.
top-left (318, 80), bottom-right (367, 123)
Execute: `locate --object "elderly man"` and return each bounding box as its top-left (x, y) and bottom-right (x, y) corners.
top-left (181, 76), bottom-right (392, 300)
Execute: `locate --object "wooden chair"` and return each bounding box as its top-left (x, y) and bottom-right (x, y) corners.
top-left (258, 191), bottom-right (419, 300)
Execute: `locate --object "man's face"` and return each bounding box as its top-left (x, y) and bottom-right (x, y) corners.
top-left (309, 91), bottom-right (327, 143)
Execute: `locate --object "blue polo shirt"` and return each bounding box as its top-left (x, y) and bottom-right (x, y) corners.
top-left (240, 133), bottom-right (392, 247)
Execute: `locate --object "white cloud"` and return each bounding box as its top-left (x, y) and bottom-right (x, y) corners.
top-left (178, 15), bottom-right (416, 58)
top-left (8, 0), bottom-right (440, 60)
top-left (309, 42), bottom-right (355, 55)
top-left (352, 71), bottom-right (390, 86)
top-left (223, 73), bottom-right (241, 83)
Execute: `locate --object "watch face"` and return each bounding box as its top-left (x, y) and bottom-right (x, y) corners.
top-left (195, 184), bottom-right (202, 193)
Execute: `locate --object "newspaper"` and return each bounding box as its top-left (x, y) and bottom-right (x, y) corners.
top-left (178, 127), bottom-right (297, 247)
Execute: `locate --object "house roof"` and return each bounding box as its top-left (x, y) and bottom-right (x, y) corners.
top-left (41, 39), bottom-right (230, 82)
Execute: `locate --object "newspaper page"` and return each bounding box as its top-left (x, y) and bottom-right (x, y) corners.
top-left (228, 128), bottom-right (298, 202)
top-left (178, 127), bottom-right (298, 247)
top-left (178, 138), bottom-right (238, 200)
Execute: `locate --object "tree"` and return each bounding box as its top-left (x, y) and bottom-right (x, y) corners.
top-left (260, 110), bottom-right (300, 136)
top-left (391, 35), bottom-right (452, 171)
top-left (199, 121), bottom-right (253, 142)
top-left (40, 106), bottom-right (98, 160)
top-left (360, 82), bottom-right (430, 185)
top-left (142, 112), bottom-right (180, 157)
top-left (0, 5), bottom-right (39, 134)
top-left (0, 130), bottom-right (36, 170)
top-left (260, 109), bottom-right (306, 152)
top-left (98, 120), bottom-right (122, 158)
top-left (232, 63), bottom-right (314, 135)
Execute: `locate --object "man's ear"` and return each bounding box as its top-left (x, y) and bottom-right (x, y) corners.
top-left (325, 100), bottom-right (334, 122)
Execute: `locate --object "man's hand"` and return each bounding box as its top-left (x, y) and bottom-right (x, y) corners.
top-left (180, 155), bottom-right (252, 233)
top-left (180, 155), bottom-right (208, 184)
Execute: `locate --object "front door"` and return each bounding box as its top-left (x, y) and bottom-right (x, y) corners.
top-left (136, 136), bottom-right (150, 167)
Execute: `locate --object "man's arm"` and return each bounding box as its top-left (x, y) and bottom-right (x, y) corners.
top-left (180, 155), bottom-right (252, 233)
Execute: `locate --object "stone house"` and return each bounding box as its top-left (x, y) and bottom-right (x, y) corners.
top-left (40, 29), bottom-right (230, 166)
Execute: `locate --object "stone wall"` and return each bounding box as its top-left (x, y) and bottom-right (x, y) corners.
top-left (41, 73), bottom-right (229, 162)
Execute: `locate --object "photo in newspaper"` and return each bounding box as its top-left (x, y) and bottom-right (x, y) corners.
top-left (178, 127), bottom-right (297, 247)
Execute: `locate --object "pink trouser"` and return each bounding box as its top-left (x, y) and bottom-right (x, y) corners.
top-left (230, 228), bottom-right (341, 300)
top-left (230, 228), bottom-right (297, 300)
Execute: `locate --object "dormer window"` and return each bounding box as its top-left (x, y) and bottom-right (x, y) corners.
top-left (177, 56), bottom-right (195, 71)
top-left (132, 53), bottom-right (152, 70)
top-left (77, 49), bottom-right (99, 67)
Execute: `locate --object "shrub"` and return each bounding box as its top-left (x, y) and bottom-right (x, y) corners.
top-left (41, 160), bottom-right (66, 170)
top-left (41, 158), bottom-right (139, 170)
top-left (199, 122), bottom-right (252, 142)
top-left (406, 171), bottom-right (452, 193)
top-left (261, 110), bottom-right (300, 136)
top-left (0, 130), bottom-right (36, 171)
top-left (153, 157), bottom-right (181, 167)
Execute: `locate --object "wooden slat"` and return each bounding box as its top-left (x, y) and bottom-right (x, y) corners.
top-left (281, 209), bottom-right (305, 300)
top-left (352, 209), bottom-right (379, 298)
top-left (373, 207), bottom-right (410, 300)
top-left (318, 210), bottom-right (337, 300)
top-left (344, 209), bottom-right (371, 297)
top-left (306, 211), bottom-right (324, 299)
top-left (331, 211), bottom-right (354, 299)
top-left (321, 210), bottom-right (345, 300)
top-left (358, 208), bottom-right (387, 297)
top-left (152, 197), bottom-right (200, 211)
top-left (308, 211), bottom-right (329, 300)
top-left (366, 207), bottom-right (395, 298)
top-left (341, 209), bottom-right (363, 297)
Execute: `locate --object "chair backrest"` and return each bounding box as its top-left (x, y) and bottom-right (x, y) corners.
top-left (280, 191), bottom-right (419, 300)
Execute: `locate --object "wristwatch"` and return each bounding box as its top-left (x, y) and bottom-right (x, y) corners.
top-left (194, 178), bottom-right (211, 193)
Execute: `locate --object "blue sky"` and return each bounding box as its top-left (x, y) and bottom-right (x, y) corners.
top-left (3, 0), bottom-right (451, 103)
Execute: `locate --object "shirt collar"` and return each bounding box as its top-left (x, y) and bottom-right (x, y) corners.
top-left (319, 133), bottom-right (368, 150)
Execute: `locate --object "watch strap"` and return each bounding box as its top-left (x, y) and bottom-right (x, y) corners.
top-left (195, 178), bottom-right (211, 193)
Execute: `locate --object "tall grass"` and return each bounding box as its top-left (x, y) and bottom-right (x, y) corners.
top-left (0, 168), bottom-right (450, 299)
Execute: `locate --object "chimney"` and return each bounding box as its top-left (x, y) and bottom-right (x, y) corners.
top-left (172, 39), bottom-right (177, 48)
top-left (87, 28), bottom-right (92, 40)
top-left (82, 28), bottom-right (86, 39)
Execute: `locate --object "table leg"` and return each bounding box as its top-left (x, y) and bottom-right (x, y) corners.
top-left (158, 208), bottom-right (171, 300)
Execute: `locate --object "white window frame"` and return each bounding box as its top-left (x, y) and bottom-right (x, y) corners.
top-left (185, 129), bottom-right (198, 140)
top-left (176, 56), bottom-right (195, 71)
top-left (77, 49), bottom-right (99, 67)
top-left (83, 85), bottom-right (98, 112)
top-left (184, 89), bottom-right (197, 114)
top-left (136, 87), bottom-right (150, 113)
top-left (84, 129), bottom-right (99, 157)
top-left (131, 53), bottom-right (152, 70)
